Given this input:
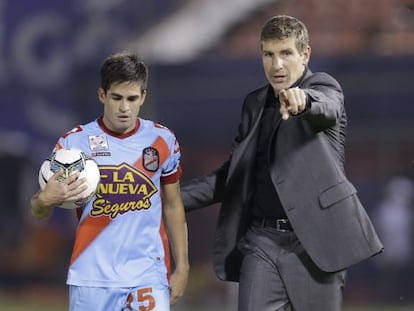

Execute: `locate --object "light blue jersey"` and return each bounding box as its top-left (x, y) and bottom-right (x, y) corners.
top-left (54, 117), bottom-right (181, 290)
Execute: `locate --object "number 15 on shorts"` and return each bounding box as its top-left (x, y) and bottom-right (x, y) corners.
top-left (124, 286), bottom-right (170, 311)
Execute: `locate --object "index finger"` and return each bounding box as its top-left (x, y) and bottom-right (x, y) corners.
top-left (279, 89), bottom-right (288, 102)
top-left (64, 171), bottom-right (83, 185)
top-left (279, 89), bottom-right (290, 120)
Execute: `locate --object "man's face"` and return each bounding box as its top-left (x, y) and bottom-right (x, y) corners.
top-left (261, 37), bottom-right (310, 94)
top-left (98, 81), bottom-right (146, 134)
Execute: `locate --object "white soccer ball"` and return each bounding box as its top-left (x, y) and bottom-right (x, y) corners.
top-left (38, 148), bottom-right (100, 209)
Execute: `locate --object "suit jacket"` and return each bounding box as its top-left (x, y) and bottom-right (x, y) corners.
top-left (181, 68), bottom-right (383, 282)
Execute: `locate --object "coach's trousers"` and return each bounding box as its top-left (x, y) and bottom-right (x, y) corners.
top-left (237, 225), bottom-right (346, 311)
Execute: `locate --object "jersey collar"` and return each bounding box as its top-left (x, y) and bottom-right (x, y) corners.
top-left (97, 116), bottom-right (140, 139)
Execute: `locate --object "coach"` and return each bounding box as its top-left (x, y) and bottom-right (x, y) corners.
top-left (181, 15), bottom-right (383, 311)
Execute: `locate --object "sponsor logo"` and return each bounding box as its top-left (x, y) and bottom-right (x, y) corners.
top-left (91, 163), bottom-right (157, 218)
top-left (91, 151), bottom-right (111, 157)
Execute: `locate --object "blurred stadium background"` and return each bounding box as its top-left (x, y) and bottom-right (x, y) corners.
top-left (1, 0), bottom-right (413, 309)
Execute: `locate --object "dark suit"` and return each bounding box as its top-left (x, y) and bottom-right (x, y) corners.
top-left (181, 69), bottom-right (383, 286)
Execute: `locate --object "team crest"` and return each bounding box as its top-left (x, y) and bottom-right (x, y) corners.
top-left (143, 147), bottom-right (159, 172)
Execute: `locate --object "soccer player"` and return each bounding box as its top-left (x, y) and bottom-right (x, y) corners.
top-left (181, 15), bottom-right (383, 310)
top-left (30, 52), bottom-right (189, 311)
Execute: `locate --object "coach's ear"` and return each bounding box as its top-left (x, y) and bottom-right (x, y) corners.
top-left (97, 87), bottom-right (106, 104)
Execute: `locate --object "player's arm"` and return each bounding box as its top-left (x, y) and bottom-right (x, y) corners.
top-left (31, 170), bottom-right (87, 219)
top-left (162, 181), bottom-right (189, 305)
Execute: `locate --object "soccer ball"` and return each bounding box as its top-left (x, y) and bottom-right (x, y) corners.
top-left (38, 148), bottom-right (100, 209)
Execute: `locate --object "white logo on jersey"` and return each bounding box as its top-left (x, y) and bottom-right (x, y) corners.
top-left (89, 133), bottom-right (109, 151)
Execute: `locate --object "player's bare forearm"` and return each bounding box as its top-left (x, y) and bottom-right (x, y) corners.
top-left (162, 183), bottom-right (189, 270)
top-left (30, 190), bottom-right (54, 219)
top-left (162, 181), bottom-right (189, 304)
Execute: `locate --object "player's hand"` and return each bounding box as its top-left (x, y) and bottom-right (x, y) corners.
top-left (40, 169), bottom-right (88, 207)
top-left (169, 264), bottom-right (189, 305)
top-left (279, 87), bottom-right (307, 120)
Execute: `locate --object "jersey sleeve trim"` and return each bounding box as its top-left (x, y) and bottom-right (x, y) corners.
top-left (160, 166), bottom-right (182, 184)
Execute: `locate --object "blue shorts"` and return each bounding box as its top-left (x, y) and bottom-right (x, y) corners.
top-left (69, 284), bottom-right (170, 311)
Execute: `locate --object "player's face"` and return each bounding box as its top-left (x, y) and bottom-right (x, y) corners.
top-left (98, 81), bottom-right (146, 134)
top-left (261, 37), bottom-right (310, 94)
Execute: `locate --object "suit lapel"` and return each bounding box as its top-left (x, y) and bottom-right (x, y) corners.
top-left (226, 86), bottom-right (269, 185)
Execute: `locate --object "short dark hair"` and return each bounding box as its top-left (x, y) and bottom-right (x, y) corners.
top-left (100, 52), bottom-right (148, 93)
top-left (260, 15), bottom-right (309, 54)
